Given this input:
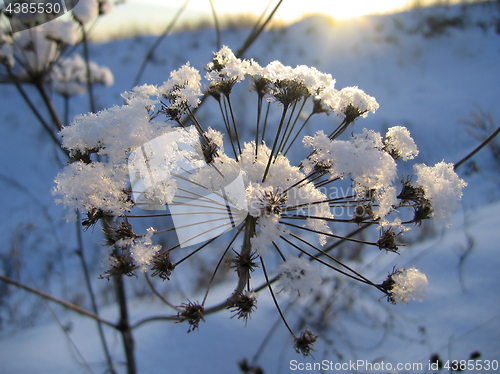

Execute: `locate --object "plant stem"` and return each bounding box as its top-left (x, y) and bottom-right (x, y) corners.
top-left (0, 274), bottom-right (116, 328)
top-left (75, 211), bottom-right (115, 373)
top-left (454, 124), bottom-right (500, 170)
top-left (80, 22), bottom-right (96, 114)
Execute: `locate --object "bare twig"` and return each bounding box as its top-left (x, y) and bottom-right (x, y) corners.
top-left (132, 0), bottom-right (190, 87)
top-left (454, 124), bottom-right (500, 170)
top-left (0, 274), bottom-right (117, 328)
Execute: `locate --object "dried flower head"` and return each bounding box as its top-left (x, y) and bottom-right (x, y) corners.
top-left (293, 329), bottom-right (318, 357)
top-left (106, 220), bottom-right (140, 246)
top-left (177, 301), bottom-right (205, 333)
top-left (377, 227), bottom-right (401, 253)
top-left (82, 208), bottom-right (106, 231)
top-left (229, 250), bottom-right (260, 278)
top-left (398, 177), bottom-right (425, 203)
top-left (150, 251), bottom-right (176, 281)
top-left (100, 250), bottom-right (138, 280)
top-left (381, 267), bottom-right (428, 304)
top-left (228, 291), bottom-right (257, 324)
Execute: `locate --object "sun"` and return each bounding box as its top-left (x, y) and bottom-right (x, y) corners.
top-left (277, 0), bottom-right (412, 21)
top-left (133, 0), bottom-right (412, 22)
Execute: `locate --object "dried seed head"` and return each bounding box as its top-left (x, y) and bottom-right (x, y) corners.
top-left (228, 291), bottom-right (257, 325)
top-left (271, 79), bottom-right (309, 106)
top-left (106, 220), bottom-right (140, 246)
top-left (398, 178), bottom-right (425, 204)
top-left (342, 103), bottom-right (365, 124)
top-left (177, 301), bottom-right (205, 333)
top-left (150, 250), bottom-right (176, 280)
top-left (413, 202), bottom-right (433, 226)
top-left (251, 76), bottom-right (270, 98)
top-left (229, 250), bottom-right (259, 278)
top-left (82, 208), bottom-right (106, 231)
top-left (351, 204), bottom-right (373, 225)
top-left (259, 190), bottom-right (287, 216)
top-left (100, 250), bottom-right (138, 280)
top-left (312, 96), bottom-right (331, 114)
top-left (377, 228), bottom-right (401, 253)
top-left (293, 329), bottom-right (318, 357)
top-left (201, 139), bottom-right (219, 165)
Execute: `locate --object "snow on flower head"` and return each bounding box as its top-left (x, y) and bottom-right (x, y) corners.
top-left (385, 267), bottom-right (428, 304)
top-left (277, 257), bottom-right (322, 297)
top-left (384, 126), bottom-right (419, 161)
top-left (206, 46), bottom-right (250, 95)
top-left (51, 54), bottom-right (113, 97)
top-left (129, 228), bottom-right (161, 272)
top-left (414, 161), bottom-right (467, 225)
top-left (73, 0), bottom-right (99, 24)
top-left (303, 129), bottom-right (397, 218)
top-left (160, 63), bottom-right (202, 120)
top-left (334, 86), bottom-right (379, 121)
top-left (53, 161), bottom-right (133, 217)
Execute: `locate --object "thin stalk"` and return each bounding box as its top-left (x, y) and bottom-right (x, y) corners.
top-left (201, 224), bottom-right (245, 307)
top-left (280, 220), bottom-right (379, 247)
top-left (34, 79), bottom-right (64, 131)
top-left (279, 96), bottom-right (309, 155)
top-left (102, 217), bottom-right (136, 374)
top-left (75, 211), bottom-right (115, 373)
top-left (0, 274), bottom-right (116, 328)
top-left (7, 68), bottom-right (61, 147)
top-left (113, 274), bottom-right (136, 374)
top-left (260, 256), bottom-right (296, 338)
top-left (79, 22), bottom-right (95, 114)
top-left (226, 94), bottom-right (242, 154)
top-left (209, 0), bottom-right (221, 50)
top-left (280, 235), bottom-right (369, 285)
top-left (218, 98), bottom-right (238, 159)
top-left (261, 101), bottom-right (271, 144)
top-left (144, 275), bottom-right (179, 311)
top-left (454, 124), bottom-right (500, 170)
top-left (236, 0), bottom-right (284, 58)
top-left (262, 104), bottom-right (289, 183)
top-left (255, 94), bottom-right (264, 158)
top-left (276, 100), bottom-right (298, 155)
top-left (228, 216), bottom-right (256, 302)
top-left (133, 0), bottom-right (190, 87)
top-left (284, 111), bottom-right (314, 156)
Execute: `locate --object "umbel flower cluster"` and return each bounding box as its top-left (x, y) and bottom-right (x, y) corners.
top-left (0, 0), bottom-right (113, 94)
top-left (53, 46), bottom-right (466, 354)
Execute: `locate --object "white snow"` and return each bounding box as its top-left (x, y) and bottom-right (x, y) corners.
top-left (1, 2), bottom-right (500, 373)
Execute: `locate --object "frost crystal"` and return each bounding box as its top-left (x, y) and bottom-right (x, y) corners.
top-left (303, 129), bottom-right (397, 218)
top-left (129, 228), bottom-right (161, 272)
top-left (277, 257), bottom-right (322, 297)
top-left (414, 161), bottom-right (467, 224)
top-left (384, 126), bottom-right (419, 161)
top-left (53, 162), bottom-right (133, 216)
top-left (389, 267), bottom-right (428, 304)
top-left (206, 46), bottom-right (250, 90)
top-left (160, 63), bottom-right (202, 116)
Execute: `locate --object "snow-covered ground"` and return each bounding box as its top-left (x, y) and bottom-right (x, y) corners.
top-left (1, 2), bottom-right (500, 373)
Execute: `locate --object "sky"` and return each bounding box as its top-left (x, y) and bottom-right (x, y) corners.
top-left (89, 0), bottom-right (484, 40)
